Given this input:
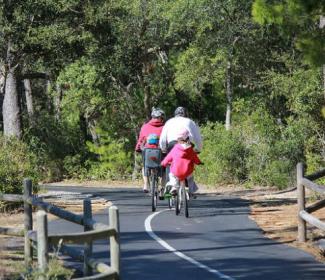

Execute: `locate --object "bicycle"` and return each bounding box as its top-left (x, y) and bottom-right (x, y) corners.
top-left (143, 148), bottom-right (162, 212)
top-left (175, 179), bottom-right (189, 218)
top-left (163, 164), bottom-right (190, 218)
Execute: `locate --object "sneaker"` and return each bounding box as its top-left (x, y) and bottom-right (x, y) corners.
top-left (158, 189), bottom-right (165, 200)
top-left (189, 192), bottom-right (197, 199)
top-left (170, 186), bottom-right (177, 196)
top-left (143, 187), bottom-right (149, 193)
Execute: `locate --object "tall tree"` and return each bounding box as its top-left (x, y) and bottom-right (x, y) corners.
top-left (0, 0), bottom-right (92, 138)
top-left (170, 0), bottom-right (265, 128)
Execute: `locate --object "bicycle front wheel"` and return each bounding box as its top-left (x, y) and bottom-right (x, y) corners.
top-left (175, 186), bottom-right (182, 215)
top-left (182, 186), bottom-right (189, 218)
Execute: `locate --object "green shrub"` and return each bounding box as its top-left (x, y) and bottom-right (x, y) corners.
top-left (86, 129), bottom-right (132, 180)
top-left (241, 111), bottom-right (311, 189)
top-left (196, 110), bottom-right (314, 189)
top-left (20, 258), bottom-right (74, 280)
top-left (63, 154), bottom-right (88, 179)
top-left (196, 122), bottom-right (247, 185)
top-left (305, 140), bottom-right (325, 185)
top-left (0, 136), bottom-right (40, 194)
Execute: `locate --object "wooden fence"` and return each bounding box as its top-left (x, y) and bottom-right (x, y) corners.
top-left (0, 178), bottom-right (120, 280)
top-left (297, 163), bottom-right (325, 242)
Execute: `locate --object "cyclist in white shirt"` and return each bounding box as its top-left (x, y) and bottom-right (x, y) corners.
top-left (159, 106), bottom-right (202, 194)
top-left (159, 106), bottom-right (202, 153)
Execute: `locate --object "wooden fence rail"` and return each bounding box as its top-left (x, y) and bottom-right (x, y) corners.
top-left (0, 178), bottom-right (121, 280)
top-left (297, 163), bottom-right (325, 242)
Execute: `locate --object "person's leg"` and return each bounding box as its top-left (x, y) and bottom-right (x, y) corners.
top-left (158, 166), bottom-right (166, 198)
top-left (141, 150), bottom-right (150, 192)
top-left (167, 172), bottom-right (178, 186)
top-left (160, 166), bottom-right (166, 187)
top-left (168, 173), bottom-right (179, 195)
top-left (187, 175), bottom-right (198, 194)
top-left (142, 167), bottom-right (149, 192)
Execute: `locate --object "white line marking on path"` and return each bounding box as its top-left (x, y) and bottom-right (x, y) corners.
top-left (144, 210), bottom-right (235, 280)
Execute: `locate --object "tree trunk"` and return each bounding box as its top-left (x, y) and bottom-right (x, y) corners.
top-left (54, 84), bottom-right (63, 121)
top-left (0, 69), bottom-right (4, 97)
top-left (0, 66), bottom-right (4, 129)
top-left (320, 16), bottom-right (325, 99)
top-left (79, 114), bottom-right (89, 143)
top-left (45, 77), bottom-right (52, 112)
top-left (225, 60), bottom-right (232, 131)
top-left (3, 66), bottom-right (22, 138)
top-left (87, 118), bottom-right (99, 145)
top-left (139, 68), bottom-right (151, 119)
top-left (132, 128), bottom-right (141, 180)
top-left (143, 85), bottom-right (151, 119)
top-left (23, 79), bottom-right (35, 126)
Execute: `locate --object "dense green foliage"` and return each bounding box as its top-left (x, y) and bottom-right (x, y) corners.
top-left (0, 0), bottom-right (324, 190)
top-left (252, 0), bottom-right (325, 66)
top-left (0, 136), bottom-right (39, 194)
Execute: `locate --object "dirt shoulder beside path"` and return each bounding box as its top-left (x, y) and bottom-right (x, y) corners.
top-left (239, 186), bottom-right (325, 263)
top-left (207, 183), bottom-right (325, 263)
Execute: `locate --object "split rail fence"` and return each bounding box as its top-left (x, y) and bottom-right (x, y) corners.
top-left (0, 178), bottom-right (120, 280)
top-left (297, 163), bottom-right (325, 242)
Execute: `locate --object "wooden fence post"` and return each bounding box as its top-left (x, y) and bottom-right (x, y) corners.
top-left (37, 210), bottom-right (48, 280)
top-left (83, 198), bottom-right (93, 276)
top-left (297, 163), bottom-right (307, 242)
top-left (23, 178), bottom-right (33, 266)
top-left (109, 206), bottom-right (120, 278)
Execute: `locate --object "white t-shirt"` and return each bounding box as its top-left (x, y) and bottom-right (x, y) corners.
top-left (159, 116), bottom-right (202, 152)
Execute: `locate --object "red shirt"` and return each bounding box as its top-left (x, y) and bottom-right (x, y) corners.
top-left (161, 143), bottom-right (201, 180)
top-left (135, 119), bottom-right (164, 151)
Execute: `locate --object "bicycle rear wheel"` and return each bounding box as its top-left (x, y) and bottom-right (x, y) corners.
top-left (151, 174), bottom-right (158, 212)
top-left (182, 186), bottom-right (189, 218)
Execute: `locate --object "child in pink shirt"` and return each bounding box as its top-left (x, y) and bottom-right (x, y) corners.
top-left (161, 128), bottom-right (201, 194)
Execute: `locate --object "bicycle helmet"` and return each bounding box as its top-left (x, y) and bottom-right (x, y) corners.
top-left (147, 133), bottom-right (159, 145)
top-left (176, 128), bottom-right (189, 141)
top-left (151, 107), bottom-right (165, 119)
top-left (174, 106), bottom-right (187, 117)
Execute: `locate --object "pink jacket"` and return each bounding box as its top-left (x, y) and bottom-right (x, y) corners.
top-left (161, 143), bottom-right (201, 180)
top-left (135, 119), bottom-right (164, 151)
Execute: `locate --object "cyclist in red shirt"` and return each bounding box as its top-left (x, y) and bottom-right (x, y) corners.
top-left (135, 107), bottom-right (165, 192)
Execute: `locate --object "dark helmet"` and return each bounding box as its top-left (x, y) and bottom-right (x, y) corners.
top-left (151, 107), bottom-right (165, 119)
top-left (174, 106), bottom-right (187, 117)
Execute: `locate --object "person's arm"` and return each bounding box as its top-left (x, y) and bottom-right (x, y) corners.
top-left (161, 152), bottom-right (173, 167)
top-left (191, 149), bottom-right (202, 165)
top-left (135, 125), bottom-right (145, 151)
top-left (159, 123), bottom-right (168, 152)
top-left (189, 120), bottom-right (202, 152)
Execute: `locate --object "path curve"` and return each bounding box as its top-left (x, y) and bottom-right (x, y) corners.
top-left (43, 185), bottom-right (325, 280)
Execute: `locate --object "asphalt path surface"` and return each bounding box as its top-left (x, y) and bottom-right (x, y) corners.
top-left (44, 185), bottom-right (325, 279)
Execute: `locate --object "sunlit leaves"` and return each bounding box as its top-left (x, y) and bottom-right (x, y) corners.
top-left (57, 58), bottom-right (105, 124)
top-left (252, 0), bottom-right (325, 66)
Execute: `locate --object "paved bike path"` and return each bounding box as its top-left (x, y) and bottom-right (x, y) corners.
top-left (45, 186), bottom-right (325, 279)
